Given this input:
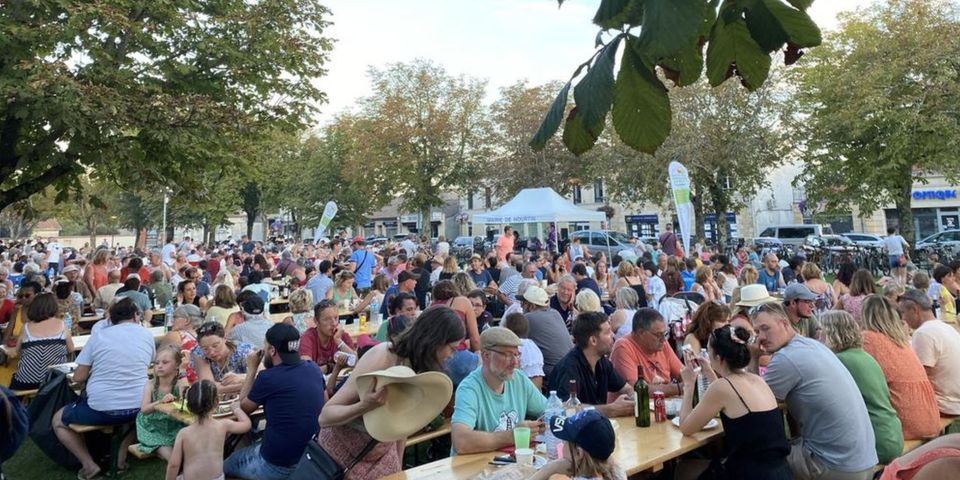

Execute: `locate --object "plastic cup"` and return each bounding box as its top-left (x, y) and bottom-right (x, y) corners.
top-left (513, 426), bottom-right (531, 450)
top-left (515, 447), bottom-right (534, 466)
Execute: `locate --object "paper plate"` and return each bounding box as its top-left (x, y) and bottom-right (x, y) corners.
top-left (671, 417), bottom-right (719, 430)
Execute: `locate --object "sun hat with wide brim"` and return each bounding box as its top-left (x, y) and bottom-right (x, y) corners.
top-left (735, 284), bottom-right (778, 307)
top-left (355, 366), bottom-right (453, 442)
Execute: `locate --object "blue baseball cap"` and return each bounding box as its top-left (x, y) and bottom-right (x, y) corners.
top-left (549, 409), bottom-right (616, 460)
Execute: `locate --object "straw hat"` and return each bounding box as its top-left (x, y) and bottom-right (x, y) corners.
top-left (355, 366), bottom-right (453, 442)
top-left (735, 284), bottom-right (777, 307)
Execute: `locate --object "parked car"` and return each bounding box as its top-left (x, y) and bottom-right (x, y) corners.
top-left (916, 229), bottom-right (960, 254)
top-left (452, 236), bottom-right (475, 259)
top-left (568, 230), bottom-right (638, 265)
top-left (756, 224), bottom-right (834, 247)
top-left (841, 232), bottom-right (884, 249)
top-left (803, 234), bottom-right (856, 253)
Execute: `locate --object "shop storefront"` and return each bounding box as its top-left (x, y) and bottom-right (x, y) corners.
top-left (884, 188), bottom-right (960, 240)
top-left (625, 214), bottom-right (660, 237)
top-left (704, 212), bottom-right (739, 243)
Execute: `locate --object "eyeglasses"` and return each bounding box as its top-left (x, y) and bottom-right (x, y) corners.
top-left (487, 349), bottom-right (521, 361)
top-left (643, 329), bottom-right (669, 340)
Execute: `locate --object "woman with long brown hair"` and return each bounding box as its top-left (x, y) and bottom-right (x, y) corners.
top-left (835, 268), bottom-right (875, 323)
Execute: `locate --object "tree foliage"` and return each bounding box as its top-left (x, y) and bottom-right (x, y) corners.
top-left (485, 80), bottom-right (592, 199)
top-left (347, 60), bottom-right (491, 223)
top-left (597, 76), bottom-right (788, 244)
top-left (0, 0), bottom-right (332, 212)
top-left (534, 0), bottom-right (820, 155)
top-left (791, 0), bottom-right (960, 242)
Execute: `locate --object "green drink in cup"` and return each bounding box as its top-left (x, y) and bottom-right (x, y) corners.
top-left (513, 426), bottom-right (531, 450)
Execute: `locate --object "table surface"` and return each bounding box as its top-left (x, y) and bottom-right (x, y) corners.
top-left (155, 401), bottom-right (263, 425)
top-left (73, 326), bottom-right (167, 350)
top-left (382, 416), bottom-right (723, 480)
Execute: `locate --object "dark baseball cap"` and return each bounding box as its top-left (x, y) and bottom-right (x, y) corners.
top-left (398, 270), bottom-right (420, 283)
top-left (549, 409), bottom-right (616, 461)
top-left (240, 295), bottom-right (265, 315)
top-left (265, 323), bottom-right (301, 365)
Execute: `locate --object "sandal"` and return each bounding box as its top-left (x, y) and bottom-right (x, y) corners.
top-left (77, 467), bottom-right (102, 480)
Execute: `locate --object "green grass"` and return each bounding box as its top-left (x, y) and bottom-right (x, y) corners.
top-left (4, 438), bottom-right (165, 480)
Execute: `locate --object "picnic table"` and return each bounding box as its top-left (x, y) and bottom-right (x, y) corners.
top-left (73, 326), bottom-right (167, 350)
top-left (382, 415), bottom-right (723, 480)
top-left (155, 401), bottom-right (265, 425)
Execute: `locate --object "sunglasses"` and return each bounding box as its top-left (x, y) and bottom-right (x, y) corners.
top-left (748, 302), bottom-right (782, 317)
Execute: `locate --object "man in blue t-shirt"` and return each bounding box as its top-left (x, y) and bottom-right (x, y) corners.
top-left (348, 236), bottom-right (380, 293)
top-left (226, 323), bottom-right (326, 480)
top-left (451, 327), bottom-right (546, 455)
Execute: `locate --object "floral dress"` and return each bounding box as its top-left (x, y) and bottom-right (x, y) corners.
top-left (135, 382), bottom-right (185, 454)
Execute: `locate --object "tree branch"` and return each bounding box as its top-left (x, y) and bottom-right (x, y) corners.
top-left (0, 163), bottom-right (76, 212)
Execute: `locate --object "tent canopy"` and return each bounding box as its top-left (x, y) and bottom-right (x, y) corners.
top-left (471, 187), bottom-right (606, 225)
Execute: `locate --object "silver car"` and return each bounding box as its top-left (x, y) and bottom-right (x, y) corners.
top-left (841, 233), bottom-right (884, 249)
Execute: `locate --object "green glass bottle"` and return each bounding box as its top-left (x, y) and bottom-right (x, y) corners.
top-left (634, 367), bottom-right (650, 427)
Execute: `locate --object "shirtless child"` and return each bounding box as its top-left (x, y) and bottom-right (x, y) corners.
top-left (166, 380), bottom-right (251, 480)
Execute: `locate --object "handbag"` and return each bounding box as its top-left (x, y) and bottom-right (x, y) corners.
top-left (288, 435), bottom-right (378, 480)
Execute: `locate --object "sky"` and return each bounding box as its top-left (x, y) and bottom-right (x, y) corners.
top-left (313, 0), bottom-right (876, 125)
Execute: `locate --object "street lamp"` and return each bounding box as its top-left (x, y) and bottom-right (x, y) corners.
top-left (161, 191), bottom-right (170, 248)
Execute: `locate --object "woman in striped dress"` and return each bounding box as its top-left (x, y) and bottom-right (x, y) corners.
top-left (10, 292), bottom-right (73, 390)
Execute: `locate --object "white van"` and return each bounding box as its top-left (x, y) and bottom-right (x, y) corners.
top-left (756, 224), bottom-right (834, 246)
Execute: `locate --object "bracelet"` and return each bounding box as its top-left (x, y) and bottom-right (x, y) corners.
top-left (338, 340), bottom-right (347, 349)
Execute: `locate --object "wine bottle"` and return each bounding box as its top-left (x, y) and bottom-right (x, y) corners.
top-left (634, 367), bottom-right (650, 427)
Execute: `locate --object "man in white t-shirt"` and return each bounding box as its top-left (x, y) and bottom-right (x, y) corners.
top-left (400, 234), bottom-right (417, 259)
top-left (160, 237), bottom-right (177, 267)
top-left (899, 289), bottom-right (960, 415)
top-left (883, 227), bottom-right (909, 285)
top-left (46, 238), bottom-right (62, 274)
top-left (52, 297), bottom-right (155, 479)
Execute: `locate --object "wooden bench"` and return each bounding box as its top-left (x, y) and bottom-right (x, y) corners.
top-left (405, 419), bottom-right (452, 448)
top-left (68, 423), bottom-right (134, 477)
top-left (11, 389), bottom-right (38, 405)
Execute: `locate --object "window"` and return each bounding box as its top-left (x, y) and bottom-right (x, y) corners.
top-left (760, 228), bottom-right (776, 237)
top-left (778, 227), bottom-right (816, 239)
top-left (589, 232), bottom-right (608, 246)
top-left (594, 180), bottom-right (605, 203)
top-left (573, 186), bottom-right (582, 204)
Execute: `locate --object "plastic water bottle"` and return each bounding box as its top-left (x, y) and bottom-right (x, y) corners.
top-left (63, 311), bottom-right (73, 333)
top-left (165, 300), bottom-right (174, 331)
top-left (543, 391), bottom-right (564, 460)
top-left (370, 298), bottom-right (380, 322)
top-left (697, 348), bottom-right (711, 399)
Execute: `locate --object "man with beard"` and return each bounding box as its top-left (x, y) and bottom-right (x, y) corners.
top-left (227, 323), bottom-right (326, 480)
top-left (546, 312), bottom-right (634, 417)
top-left (451, 327), bottom-right (546, 455)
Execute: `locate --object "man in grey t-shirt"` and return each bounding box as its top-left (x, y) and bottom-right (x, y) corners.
top-left (519, 286), bottom-right (573, 378)
top-left (752, 302), bottom-right (877, 480)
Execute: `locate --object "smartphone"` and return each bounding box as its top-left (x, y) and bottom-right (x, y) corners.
top-left (492, 455), bottom-right (516, 463)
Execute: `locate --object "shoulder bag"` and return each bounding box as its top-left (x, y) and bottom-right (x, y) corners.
top-left (288, 435), bottom-right (378, 480)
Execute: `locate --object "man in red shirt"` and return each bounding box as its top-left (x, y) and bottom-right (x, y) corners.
top-left (298, 299), bottom-right (356, 374)
top-left (496, 226), bottom-right (515, 263)
top-left (609, 307), bottom-right (683, 397)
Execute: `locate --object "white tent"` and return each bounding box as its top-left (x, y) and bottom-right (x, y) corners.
top-left (471, 187), bottom-right (606, 225)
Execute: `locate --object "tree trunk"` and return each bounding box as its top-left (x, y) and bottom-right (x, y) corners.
top-left (896, 170), bottom-right (915, 244)
top-left (691, 188), bottom-right (705, 247)
top-left (134, 228), bottom-right (143, 250)
top-left (420, 207), bottom-right (431, 237)
top-left (708, 181), bottom-right (730, 248)
top-left (245, 212), bottom-right (255, 238)
top-left (202, 221), bottom-right (210, 247)
top-left (290, 211), bottom-right (300, 240)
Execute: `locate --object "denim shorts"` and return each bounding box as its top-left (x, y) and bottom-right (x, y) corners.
top-left (61, 397), bottom-right (139, 426)
top-left (223, 442), bottom-right (294, 480)
top-left (889, 255), bottom-right (902, 268)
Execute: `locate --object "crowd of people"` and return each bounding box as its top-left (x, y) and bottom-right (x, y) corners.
top-left (0, 225), bottom-right (958, 480)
